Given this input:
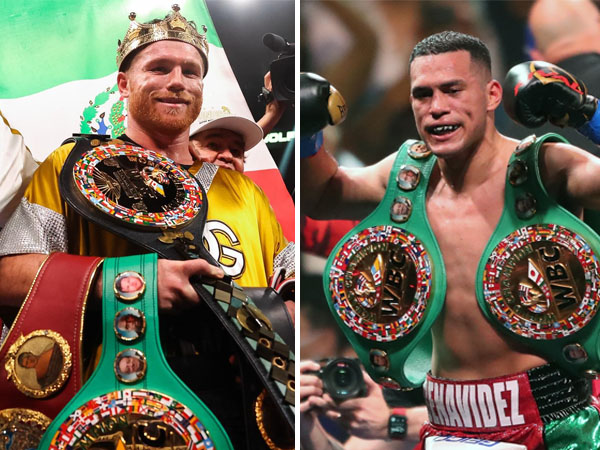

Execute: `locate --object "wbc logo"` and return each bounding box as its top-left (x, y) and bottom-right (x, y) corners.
top-left (329, 226), bottom-right (433, 342)
top-left (483, 224), bottom-right (600, 339)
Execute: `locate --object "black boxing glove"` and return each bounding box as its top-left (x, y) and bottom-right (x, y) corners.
top-left (503, 61), bottom-right (598, 130)
top-left (300, 72), bottom-right (347, 138)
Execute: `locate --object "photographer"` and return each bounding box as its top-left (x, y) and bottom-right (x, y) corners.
top-left (300, 360), bottom-right (428, 450)
top-left (257, 71), bottom-right (290, 135)
top-left (189, 71), bottom-right (290, 170)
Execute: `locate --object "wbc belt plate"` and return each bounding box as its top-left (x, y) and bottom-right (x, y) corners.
top-left (328, 225), bottom-right (433, 342)
top-left (73, 142), bottom-right (202, 228)
top-left (48, 390), bottom-right (213, 449)
top-left (482, 224), bottom-right (600, 339)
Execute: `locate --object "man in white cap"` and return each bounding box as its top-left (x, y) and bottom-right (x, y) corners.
top-left (189, 115), bottom-right (263, 173)
top-left (189, 72), bottom-right (288, 174)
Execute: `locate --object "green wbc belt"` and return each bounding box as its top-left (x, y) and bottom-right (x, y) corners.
top-left (39, 254), bottom-right (232, 449)
top-left (477, 133), bottom-right (600, 377)
top-left (323, 140), bottom-right (446, 389)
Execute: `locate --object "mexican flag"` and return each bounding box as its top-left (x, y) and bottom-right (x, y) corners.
top-left (0, 0), bottom-right (294, 239)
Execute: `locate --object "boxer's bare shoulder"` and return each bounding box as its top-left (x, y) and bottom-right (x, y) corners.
top-left (539, 142), bottom-right (600, 212)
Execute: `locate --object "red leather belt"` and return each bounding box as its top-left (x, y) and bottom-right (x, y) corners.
top-left (0, 252), bottom-right (102, 418)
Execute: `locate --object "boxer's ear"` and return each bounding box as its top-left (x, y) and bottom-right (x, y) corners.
top-left (486, 79), bottom-right (503, 111)
top-left (117, 72), bottom-right (130, 99)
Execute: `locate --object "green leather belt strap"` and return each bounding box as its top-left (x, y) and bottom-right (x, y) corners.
top-left (40, 254), bottom-right (233, 449)
top-left (323, 140), bottom-right (446, 389)
top-left (477, 133), bottom-right (600, 377)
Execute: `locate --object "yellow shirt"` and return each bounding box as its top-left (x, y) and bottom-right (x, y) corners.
top-left (23, 141), bottom-right (287, 287)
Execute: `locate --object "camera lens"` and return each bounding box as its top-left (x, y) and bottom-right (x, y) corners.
top-left (333, 366), bottom-right (356, 392)
top-left (321, 358), bottom-right (366, 401)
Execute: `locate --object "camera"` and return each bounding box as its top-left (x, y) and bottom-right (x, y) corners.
top-left (259, 33), bottom-right (294, 105)
top-left (310, 358), bottom-right (366, 401)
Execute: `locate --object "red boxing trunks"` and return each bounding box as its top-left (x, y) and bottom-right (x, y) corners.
top-left (417, 365), bottom-right (598, 450)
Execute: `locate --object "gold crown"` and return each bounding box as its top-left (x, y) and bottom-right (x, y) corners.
top-left (116, 4), bottom-right (209, 76)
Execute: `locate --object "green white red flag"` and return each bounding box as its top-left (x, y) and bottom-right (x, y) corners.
top-left (0, 0), bottom-right (294, 239)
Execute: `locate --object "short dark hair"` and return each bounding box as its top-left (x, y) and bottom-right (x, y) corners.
top-left (409, 31), bottom-right (491, 73)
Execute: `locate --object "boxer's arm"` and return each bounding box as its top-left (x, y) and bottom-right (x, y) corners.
top-left (300, 72), bottom-right (392, 219)
top-left (0, 253), bottom-right (47, 308)
top-left (540, 142), bottom-right (600, 210)
top-left (0, 253), bottom-right (224, 312)
top-left (301, 150), bottom-right (394, 220)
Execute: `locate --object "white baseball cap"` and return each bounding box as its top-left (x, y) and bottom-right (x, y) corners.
top-left (189, 115), bottom-right (264, 151)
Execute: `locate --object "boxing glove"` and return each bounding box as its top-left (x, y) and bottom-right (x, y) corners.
top-left (300, 72), bottom-right (347, 137)
top-left (300, 72), bottom-right (347, 157)
top-left (503, 61), bottom-right (600, 143)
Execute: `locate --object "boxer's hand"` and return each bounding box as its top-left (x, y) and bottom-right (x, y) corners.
top-left (300, 72), bottom-right (347, 138)
top-left (157, 258), bottom-right (224, 312)
top-left (503, 61), bottom-right (598, 129)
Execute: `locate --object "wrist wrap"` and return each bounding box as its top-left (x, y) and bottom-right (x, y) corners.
top-left (300, 131), bottom-right (323, 159)
top-left (578, 101), bottom-right (600, 145)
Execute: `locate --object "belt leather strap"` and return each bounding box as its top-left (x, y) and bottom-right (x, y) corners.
top-left (39, 253), bottom-right (233, 449)
top-left (0, 253), bottom-right (101, 449)
top-left (0, 252), bottom-right (102, 417)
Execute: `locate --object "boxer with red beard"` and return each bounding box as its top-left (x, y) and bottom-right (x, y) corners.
top-left (0, 7), bottom-right (291, 448)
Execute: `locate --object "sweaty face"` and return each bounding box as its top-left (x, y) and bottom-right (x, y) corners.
top-left (121, 40), bottom-right (204, 135)
top-left (189, 128), bottom-right (246, 172)
top-left (409, 50), bottom-right (493, 159)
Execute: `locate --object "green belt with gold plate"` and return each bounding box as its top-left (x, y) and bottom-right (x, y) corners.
top-left (323, 140), bottom-right (446, 389)
top-left (39, 253), bottom-right (233, 449)
top-left (477, 133), bottom-right (600, 377)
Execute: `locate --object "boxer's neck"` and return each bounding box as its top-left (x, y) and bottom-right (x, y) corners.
top-left (125, 122), bottom-right (194, 165)
top-left (435, 129), bottom-right (512, 193)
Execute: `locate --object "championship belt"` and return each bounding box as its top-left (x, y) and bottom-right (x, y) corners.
top-left (477, 133), bottom-right (600, 377)
top-left (0, 252), bottom-right (102, 449)
top-left (58, 136), bottom-right (294, 434)
top-left (323, 140), bottom-right (445, 389)
top-left (39, 253), bottom-right (233, 449)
